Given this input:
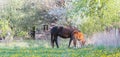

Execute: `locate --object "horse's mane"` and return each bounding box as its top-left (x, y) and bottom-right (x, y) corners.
top-left (67, 26), bottom-right (81, 32)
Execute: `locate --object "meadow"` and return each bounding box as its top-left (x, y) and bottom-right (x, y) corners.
top-left (0, 39), bottom-right (120, 57)
top-left (0, 0), bottom-right (120, 57)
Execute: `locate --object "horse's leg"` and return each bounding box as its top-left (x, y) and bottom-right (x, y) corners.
top-left (73, 38), bottom-right (77, 48)
top-left (68, 37), bottom-right (73, 48)
top-left (51, 34), bottom-right (54, 48)
top-left (54, 36), bottom-right (59, 48)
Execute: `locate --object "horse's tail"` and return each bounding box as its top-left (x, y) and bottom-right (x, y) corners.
top-left (50, 26), bottom-right (58, 48)
top-left (51, 33), bottom-right (54, 48)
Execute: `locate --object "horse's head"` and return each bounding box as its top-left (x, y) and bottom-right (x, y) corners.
top-left (73, 30), bottom-right (86, 46)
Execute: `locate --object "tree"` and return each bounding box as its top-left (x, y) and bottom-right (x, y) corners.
top-left (67, 0), bottom-right (120, 35)
top-left (0, 0), bottom-right (56, 39)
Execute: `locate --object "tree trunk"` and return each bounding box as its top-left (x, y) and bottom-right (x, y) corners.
top-left (30, 26), bottom-right (36, 40)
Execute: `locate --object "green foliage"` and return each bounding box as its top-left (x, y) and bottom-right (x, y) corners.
top-left (1, 0), bottom-right (120, 38)
top-left (67, 0), bottom-right (120, 35)
top-left (0, 0), bottom-right (51, 38)
top-left (0, 19), bottom-right (12, 37)
top-left (0, 0), bottom-right (26, 37)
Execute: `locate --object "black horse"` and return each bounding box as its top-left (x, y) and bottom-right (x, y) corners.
top-left (50, 26), bottom-right (79, 48)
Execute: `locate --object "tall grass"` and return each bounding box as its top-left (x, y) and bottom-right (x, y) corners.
top-left (86, 28), bottom-right (120, 48)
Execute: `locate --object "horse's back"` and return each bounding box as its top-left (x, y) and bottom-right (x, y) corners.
top-left (51, 26), bottom-right (75, 38)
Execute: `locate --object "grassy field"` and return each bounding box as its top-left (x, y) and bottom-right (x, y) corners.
top-left (0, 40), bottom-right (120, 57)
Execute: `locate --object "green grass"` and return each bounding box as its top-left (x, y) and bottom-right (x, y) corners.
top-left (0, 46), bottom-right (120, 57)
top-left (0, 40), bottom-right (120, 57)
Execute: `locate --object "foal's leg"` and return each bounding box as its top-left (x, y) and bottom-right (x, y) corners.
top-left (80, 40), bottom-right (85, 47)
top-left (54, 36), bottom-right (59, 48)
